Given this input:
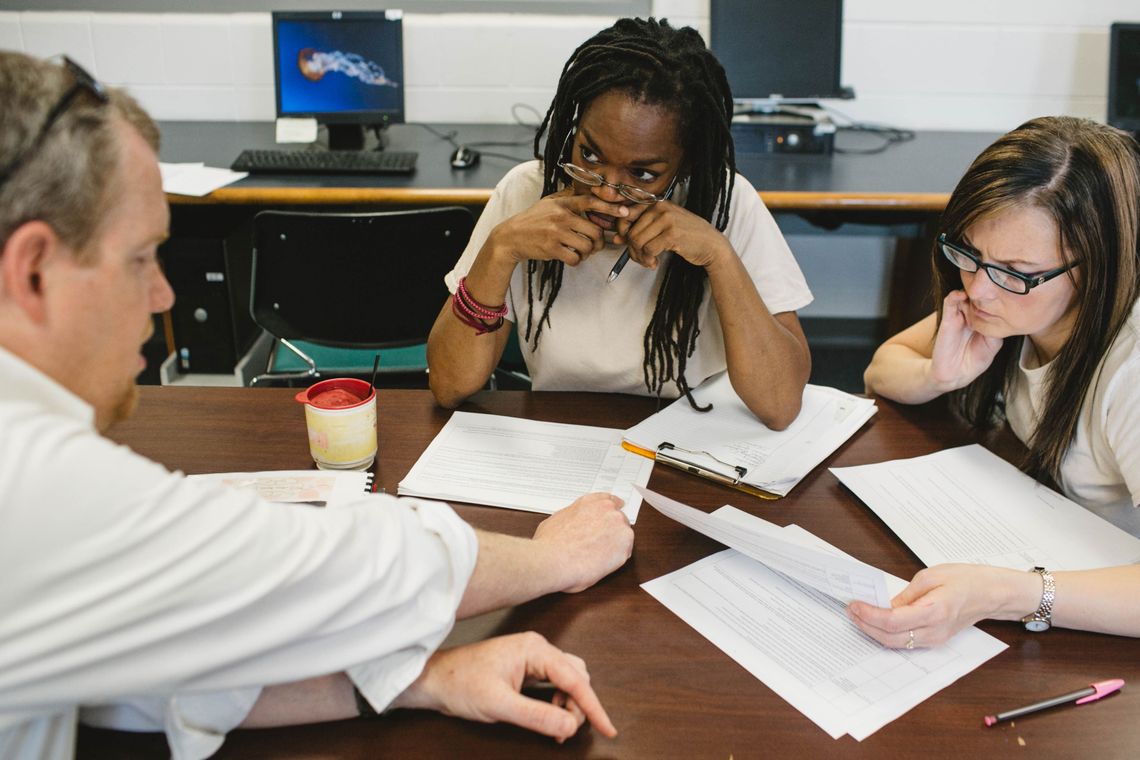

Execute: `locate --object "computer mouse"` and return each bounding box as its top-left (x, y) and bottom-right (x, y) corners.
top-left (449, 145), bottom-right (480, 169)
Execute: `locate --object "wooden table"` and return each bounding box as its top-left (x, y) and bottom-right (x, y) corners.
top-left (81, 387), bottom-right (1139, 759)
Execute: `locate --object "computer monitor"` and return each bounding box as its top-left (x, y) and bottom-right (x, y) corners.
top-left (709, 0), bottom-right (850, 107)
top-left (1109, 22), bottom-right (1140, 136)
top-left (272, 10), bottom-right (406, 150)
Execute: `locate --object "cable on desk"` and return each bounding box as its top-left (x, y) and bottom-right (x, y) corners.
top-left (823, 105), bottom-right (916, 155)
top-left (412, 122), bottom-right (531, 164)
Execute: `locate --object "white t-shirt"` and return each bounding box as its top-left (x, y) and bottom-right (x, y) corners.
top-left (0, 346), bottom-right (477, 760)
top-left (445, 161), bottom-right (813, 397)
top-left (1005, 300), bottom-right (1140, 535)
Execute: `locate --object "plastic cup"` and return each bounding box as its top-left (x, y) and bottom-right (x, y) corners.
top-left (294, 378), bottom-right (377, 471)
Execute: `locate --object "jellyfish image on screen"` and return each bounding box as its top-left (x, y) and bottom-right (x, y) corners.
top-left (297, 48), bottom-right (399, 87)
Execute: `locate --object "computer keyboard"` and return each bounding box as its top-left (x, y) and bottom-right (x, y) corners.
top-left (230, 148), bottom-right (418, 175)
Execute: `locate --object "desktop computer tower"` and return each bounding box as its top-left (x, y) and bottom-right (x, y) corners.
top-left (160, 236), bottom-right (258, 375)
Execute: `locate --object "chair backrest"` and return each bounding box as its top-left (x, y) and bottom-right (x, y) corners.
top-left (250, 207), bottom-right (474, 348)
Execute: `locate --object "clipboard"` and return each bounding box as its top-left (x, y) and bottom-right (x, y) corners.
top-left (621, 440), bottom-right (779, 500)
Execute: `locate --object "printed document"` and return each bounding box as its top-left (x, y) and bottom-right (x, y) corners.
top-left (398, 411), bottom-right (654, 522)
top-left (638, 486), bottom-right (890, 607)
top-left (642, 502), bottom-right (1006, 739)
top-left (831, 444), bottom-right (1140, 569)
top-left (624, 372), bottom-right (876, 496)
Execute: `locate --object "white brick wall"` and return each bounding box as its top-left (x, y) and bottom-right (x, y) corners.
top-left (0, 3), bottom-right (1130, 131)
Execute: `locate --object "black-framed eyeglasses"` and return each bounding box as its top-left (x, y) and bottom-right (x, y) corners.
top-left (555, 128), bottom-right (676, 204)
top-left (938, 233), bottom-right (1078, 295)
top-left (0, 56), bottom-right (109, 188)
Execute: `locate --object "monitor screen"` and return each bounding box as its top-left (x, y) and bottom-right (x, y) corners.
top-left (272, 10), bottom-right (405, 126)
top-left (1109, 22), bottom-right (1140, 134)
top-left (710, 0), bottom-right (846, 103)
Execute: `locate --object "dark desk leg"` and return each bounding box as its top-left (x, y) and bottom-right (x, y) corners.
top-left (885, 219), bottom-right (938, 336)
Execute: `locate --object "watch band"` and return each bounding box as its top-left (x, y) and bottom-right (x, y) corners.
top-left (1021, 566), bottom-right (1055, 632)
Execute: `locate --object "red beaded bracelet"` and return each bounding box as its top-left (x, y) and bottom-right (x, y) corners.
top-left (452, 278), bottom-right (506, 335)
top-left (452, 296), bottom-right (503, 335)
top-left (457, 277), bottom-right (507, 319)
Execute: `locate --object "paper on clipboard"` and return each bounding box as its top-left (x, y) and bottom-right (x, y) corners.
top-left (623, 373), bottom-right (876, 497)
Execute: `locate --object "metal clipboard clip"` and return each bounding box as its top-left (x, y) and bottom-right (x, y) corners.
top-left (655, 443), bottom-right (778, 500)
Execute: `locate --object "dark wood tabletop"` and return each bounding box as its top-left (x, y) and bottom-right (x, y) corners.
top-left (81, 387), bottom-right (1139, 759)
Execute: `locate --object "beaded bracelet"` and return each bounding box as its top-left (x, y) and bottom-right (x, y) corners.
top-left (452, 277), bottom-right (506, 335)
top-left (457, 277), bottom-right (507, 319)
top-left (451, 296), bottom-right (504, 335)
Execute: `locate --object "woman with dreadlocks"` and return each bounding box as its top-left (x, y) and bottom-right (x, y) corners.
top-left (426, 17), bottom-right (812, 428)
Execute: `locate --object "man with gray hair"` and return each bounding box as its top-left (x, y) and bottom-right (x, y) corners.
top-left (0, 51), bottom-right (633, 759)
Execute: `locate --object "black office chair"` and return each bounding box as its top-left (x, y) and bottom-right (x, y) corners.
top-left (248, 207), bottom-right (474, 387)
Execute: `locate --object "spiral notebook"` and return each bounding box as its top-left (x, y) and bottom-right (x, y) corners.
top-left (186, 470), bottom-right (375, 508)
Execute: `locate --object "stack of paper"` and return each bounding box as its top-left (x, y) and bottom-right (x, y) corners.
top-left (638, 486), bottom-right (1006, 740)
top-left (831, 444), bottom-right (1140, 569)
top-left (623, 372), bottom-right (876, 497)
top-left (397, 411), bottom-right (654, 522)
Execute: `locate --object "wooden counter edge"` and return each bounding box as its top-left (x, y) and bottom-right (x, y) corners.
top-left (168, 187), bottom-right (951, 212)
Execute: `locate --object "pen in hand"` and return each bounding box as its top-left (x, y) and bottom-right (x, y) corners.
top-left (983, 678), bottom-right (1124, 726)
top-left (606, 248), bottom-right (630, 284)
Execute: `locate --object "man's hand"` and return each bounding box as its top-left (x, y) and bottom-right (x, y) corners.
top-left (533, 492), bottom-right (634, 593)
top-left (390, 632), bottom-right (618, 743)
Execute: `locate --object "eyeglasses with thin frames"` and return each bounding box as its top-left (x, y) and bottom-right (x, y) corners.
top-left (556, 128), bottom-right (676, 204)
top-left (0, 56), bottom-right (110, 188)
top-left (937, 233), bottom-right (1078, 295)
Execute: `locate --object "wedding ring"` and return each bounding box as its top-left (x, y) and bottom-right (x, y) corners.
top-left (906, 630), bottom-right (916, 650)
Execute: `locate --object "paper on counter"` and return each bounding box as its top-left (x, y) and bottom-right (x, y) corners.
top-left (642, 504), bottom-right (1006, 740)
top-left (160, 162), bottom-right (248, 197)
top-left (275, 116), bottom-right (318, 143)
top-left (831, 444), bottom-right (1140, 570)
top-left (398, 411), bottom-right (653, 522)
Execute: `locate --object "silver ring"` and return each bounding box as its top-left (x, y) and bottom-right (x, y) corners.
top-left (906, 630), bottom-right (916, 650)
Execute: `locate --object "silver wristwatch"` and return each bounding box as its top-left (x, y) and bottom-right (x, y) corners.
top-left (1021, 566), bottom-right (1055, 632)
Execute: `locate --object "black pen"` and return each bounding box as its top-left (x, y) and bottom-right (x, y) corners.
top-left (983, 678), bottom-right (1124, 726)
top-left (606, 248), bottom-right (630, 284)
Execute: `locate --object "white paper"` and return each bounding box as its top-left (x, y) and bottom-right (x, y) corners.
top-left (187, 470), bottom-right (373, 508)
top-left (624, 373), bottom-right (876, 496)
top-left (643, 507), bottom-right (1006, 739)
top-left (831, 444), bottom-right (1140, 570)
top-left (275, 116), bottom-right (319, 143)
top-left (397, 411), bottom-right (654, 522)
top-left (160, 162), bottom-right (248, 197)
top-left (638, 486), bottom-right (890, 607)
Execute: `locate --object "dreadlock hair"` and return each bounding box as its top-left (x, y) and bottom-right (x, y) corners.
top-left (526, 17), bottom-right (737, 408)
top-left (933, 116), bottom-right (1140, 484)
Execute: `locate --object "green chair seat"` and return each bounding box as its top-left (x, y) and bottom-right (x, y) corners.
top-left (271, 340), bottom-right (427, 375)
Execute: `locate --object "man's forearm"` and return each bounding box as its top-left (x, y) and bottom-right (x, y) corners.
top-left (457, 530), bottom-right (567, 618)
top-left (239, 673), bottom-right (357, 728)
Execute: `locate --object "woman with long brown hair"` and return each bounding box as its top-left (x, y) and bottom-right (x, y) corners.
top-left (855, 116), bottom-right (1140, 645)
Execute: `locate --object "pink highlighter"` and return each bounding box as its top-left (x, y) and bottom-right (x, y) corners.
top-left (984, 678), bottom-right (1124, 726)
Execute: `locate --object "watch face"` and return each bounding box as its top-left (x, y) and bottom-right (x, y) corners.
top-left (1025, 619), bottom-right (1051, 632)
